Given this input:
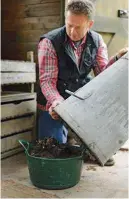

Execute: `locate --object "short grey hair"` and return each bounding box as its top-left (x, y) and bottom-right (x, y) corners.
top-left (65, 0), bottom-right (95, 20)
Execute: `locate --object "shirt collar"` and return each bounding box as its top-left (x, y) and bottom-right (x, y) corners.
top-left (65, 34), bottom-right (87, 49)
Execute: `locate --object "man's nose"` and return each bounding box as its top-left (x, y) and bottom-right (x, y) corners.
top-left (70, 27), bottom-right (76, 35)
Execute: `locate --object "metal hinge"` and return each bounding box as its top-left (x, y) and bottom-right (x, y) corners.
top-left (118, 9), bottom-right (129, 18)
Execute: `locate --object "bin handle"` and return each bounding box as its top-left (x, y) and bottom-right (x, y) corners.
top-left (19, 139), bottom-right (30, 152)
top-left (80, 144), bottom-right (88, 157)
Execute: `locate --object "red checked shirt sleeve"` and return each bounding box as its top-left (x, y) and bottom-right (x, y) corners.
top-left (93, 34), bottom-right (117, 75)
top-left (38, 38), bottom-right (64, 110)
top-left (93, 34), bottom-right (108, 75)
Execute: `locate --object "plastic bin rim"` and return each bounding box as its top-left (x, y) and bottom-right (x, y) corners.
top-left (25, 151), bottom-right (83, 161)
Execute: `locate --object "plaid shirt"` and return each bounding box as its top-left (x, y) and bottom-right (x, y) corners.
top-left (38, 34), bottom-right (115, 110)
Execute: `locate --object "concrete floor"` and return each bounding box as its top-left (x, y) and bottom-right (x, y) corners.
top-left (1, 150), bottom-right (129, 198)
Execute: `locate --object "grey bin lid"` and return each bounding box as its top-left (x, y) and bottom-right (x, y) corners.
top-left (54, 53), bottom-right (128, 166)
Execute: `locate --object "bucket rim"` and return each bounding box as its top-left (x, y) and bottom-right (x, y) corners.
top-left (25, 151), bottom-right (83, 161)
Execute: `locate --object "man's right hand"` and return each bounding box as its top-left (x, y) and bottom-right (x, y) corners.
top-left (49, 100), bottom-right (63, 120)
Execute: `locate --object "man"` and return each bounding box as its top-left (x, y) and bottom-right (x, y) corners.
top-left (37, 0), bottom-right (127, 166)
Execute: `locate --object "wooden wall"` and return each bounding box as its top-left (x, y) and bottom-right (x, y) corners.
top-left (1, 0), bottom-right (61, 62)
top-left (2, 0), bottom-right (128, 60)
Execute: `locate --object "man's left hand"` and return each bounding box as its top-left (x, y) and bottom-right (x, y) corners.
top-left (117, 47), bottom-right (128, 59)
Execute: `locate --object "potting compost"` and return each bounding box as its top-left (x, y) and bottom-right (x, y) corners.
top-left (29, 137), bottom-right (83, 158)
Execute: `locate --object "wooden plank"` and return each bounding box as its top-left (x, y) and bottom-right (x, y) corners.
top-left (1, 49), bottom-right (26, 61)
top-left (1, 99), bottom-right (36, 119)
top-left (1, 31), bottom-right (16, 42)
top-left (1, 42), bottom-right (37, 60)
top-left (3, 16), bottom-right (60, 30)
top-left (1, 45), bottom-right (37, 61)
top-left (55, 53), bottom-right (128, 166)
top-left (1, 60), bottom-right (36, 72)
top-left (108, 33), bottom-right (128, 57)
top-left (98, 33), bottom-right (113, 46)
top-left (1, 115), bottom-right (35, 137)
top-left (2, 0), bottom-right (60, 7)
top-left (1, 92), bottom-right (36, 103)
top-left (17, 0), bottom-right (60, 5)
top-left (1, 0), bottom-right (61, 61)
top-left (93, 16), bottom-right (128, 35)
top-left (93, 16), bottom-right (120, 33)
top-left (2, 41), bottom-right (36, 52)
top-left (1, 147), bottom-right (24, 159)
top-left (92, 16), bottom-right (128, 56)
top-left (1, 131), bottom-right (32, 153)
top-left (1, 72), bottom-right (36, 84)
top-left (4, 15), bottom-right (60, 26)
top-left (60, 0), bottom-right (65, 26)
top-left (15, 30), bottom-right (50, 42)
top-left (95, 0), bottom-right (128, 18)
top-left (2, 3), bottom-right (60, 18)
top-left (22, 42), bottom-right (37, 56)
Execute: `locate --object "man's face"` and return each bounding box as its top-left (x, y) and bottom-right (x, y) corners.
top-left (65, 11), bottom-right (94, 41)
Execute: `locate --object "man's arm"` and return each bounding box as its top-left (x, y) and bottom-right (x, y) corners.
top-left (38, 38), bottom-right (64, 110)
top-left (106, 47), bottom-right (128, 67)
top-left (93, 34), bottom-right (108, 76)
top-left (93, 35), bottom-right (128, 76)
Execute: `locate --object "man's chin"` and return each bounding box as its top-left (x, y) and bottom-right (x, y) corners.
top-left (71, 38), bottom-right (80, 42)
top-left (70, 36), bottom-right (83, 42)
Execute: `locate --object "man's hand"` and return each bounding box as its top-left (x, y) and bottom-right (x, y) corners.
top-left (49, 100), bottom-right (63, 120)
top-left (117, 47), bottom-right (128, 59)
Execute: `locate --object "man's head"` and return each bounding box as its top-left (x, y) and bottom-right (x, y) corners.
top-left (65, 0), bottom-right (95, 41)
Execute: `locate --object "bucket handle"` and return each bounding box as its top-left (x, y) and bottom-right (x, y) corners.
top-left (80, 144), bottom-right (88, 157)
top-left (19, 139), bottom-right (30, 152)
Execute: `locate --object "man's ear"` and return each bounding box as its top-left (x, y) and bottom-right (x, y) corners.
top-left (88, 20), bottom-right (94, 29)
